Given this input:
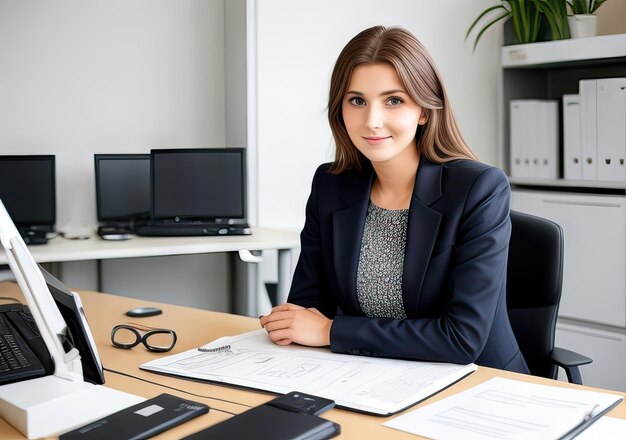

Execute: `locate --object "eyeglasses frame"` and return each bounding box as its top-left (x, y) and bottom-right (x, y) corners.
top-left (111, 324), bottom-right (177, 353)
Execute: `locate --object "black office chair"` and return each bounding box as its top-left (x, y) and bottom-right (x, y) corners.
top-left (507, 211), bottom-right (592, 385)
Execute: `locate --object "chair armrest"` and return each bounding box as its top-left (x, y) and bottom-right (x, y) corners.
top-left (550, 347), bottom-right (593, 385)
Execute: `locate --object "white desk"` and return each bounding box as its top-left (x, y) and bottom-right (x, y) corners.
top-left (0, 227), bottom-right (300, 315)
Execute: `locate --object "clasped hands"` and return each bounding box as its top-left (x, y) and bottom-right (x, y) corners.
top-left (259, 303), bottom-right (332, 347)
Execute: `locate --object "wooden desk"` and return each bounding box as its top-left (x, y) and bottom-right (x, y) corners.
top-left (1, 283), bottom-right (626, 439)
top-left (0, 227), bottom-right (300, 314)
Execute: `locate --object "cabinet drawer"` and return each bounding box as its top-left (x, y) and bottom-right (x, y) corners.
top-left (511, 190), bottom-right (625, 327)
top-left (555, 322), bottom-right (626, 392)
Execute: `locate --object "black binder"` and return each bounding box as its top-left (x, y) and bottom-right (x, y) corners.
top-left (183, 403), bottom-right (340, 440)
top-left (60, 393), bottom-right (209, 440)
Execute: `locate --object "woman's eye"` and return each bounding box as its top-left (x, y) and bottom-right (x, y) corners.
top-left (349, 97), bottom-right (366, 106)
top-left (387, 97), bottom-right (403, 106)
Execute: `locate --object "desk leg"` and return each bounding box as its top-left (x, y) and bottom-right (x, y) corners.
top-left (232, 253), bottom-right (257, 317)
top-left (277, 249), bottom-right (292, 305)
top-left (96, 259), bottom-right (102, 292)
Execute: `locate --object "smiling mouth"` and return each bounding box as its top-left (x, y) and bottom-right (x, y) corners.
top-left (363, 136), bottom-right (391, 144)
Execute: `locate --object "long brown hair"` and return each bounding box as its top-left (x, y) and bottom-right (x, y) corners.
top-left (328, 26), bottom-right (477, 173)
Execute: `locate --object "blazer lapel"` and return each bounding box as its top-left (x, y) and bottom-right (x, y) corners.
top-left (332, 168), bottom-right (374, 314)
top-left (402, 157), bottom-right (443, 317)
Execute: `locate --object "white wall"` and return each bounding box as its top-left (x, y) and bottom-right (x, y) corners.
top-left (0, 0), bottom-right (231, 311)
top-left (0, 0), bottom-right (226, 227)
top-left (225, 0), bottom-right (248, 148)
top-left (251, 0), bottom-right (501, 232)
top-left (250, 0), bottom-right (501, 311)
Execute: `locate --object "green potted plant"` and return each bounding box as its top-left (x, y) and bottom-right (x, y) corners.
top-left (567, 0), bottom-right (607, 38)
top-left (467, 0), bottom-right (570, 50)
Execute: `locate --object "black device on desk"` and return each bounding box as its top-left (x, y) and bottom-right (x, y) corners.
top-left (134, 148), bottom-right (251, 237)
top-left (184, 392), bottom-right (340, 440)
top-left (0, 155), bottom-right (56, 245)
top-left (94, 154), bottom-right (151, 240)
top-left (60, 393), bottom-right (209, 440)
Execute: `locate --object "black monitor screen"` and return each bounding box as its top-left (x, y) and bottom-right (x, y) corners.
top-left (95, 154), bottom-right (151, 222)
top-left (151, 148), bottom-right (245, 220)
top-left (0, 155), bottom-right (55, 230)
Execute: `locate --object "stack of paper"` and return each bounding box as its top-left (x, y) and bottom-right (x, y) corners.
top-left (141, 329), bottom-right (477, 416)
top-left (384, 377), bottom-right (623, 440)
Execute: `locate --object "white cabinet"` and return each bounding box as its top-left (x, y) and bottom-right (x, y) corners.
top-left (502, 35), bottom-right (626, 391)
top-left (556, 321), bottom-right (626, 391)
top-left (512, 190), bottom-right (626, 327)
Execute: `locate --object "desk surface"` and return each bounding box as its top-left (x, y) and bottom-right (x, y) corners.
top-left (0, 227), bottom-right (300, 264)
top-left (1, 282), bottom-right (626, 439)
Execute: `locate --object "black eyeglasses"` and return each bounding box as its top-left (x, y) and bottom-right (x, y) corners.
top-left (111, 323), bottom-right (177, 353)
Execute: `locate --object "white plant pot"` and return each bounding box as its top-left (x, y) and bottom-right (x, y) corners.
top-left (567, 14), bottom-right (597, 39)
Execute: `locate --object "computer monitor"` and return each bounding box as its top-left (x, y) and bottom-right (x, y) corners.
top-left (94, 154), bottom-right (151, 223)
top-left (0, 155), bottom-right (55, 234)
top-left (151, 148), bottom-right (246, 220)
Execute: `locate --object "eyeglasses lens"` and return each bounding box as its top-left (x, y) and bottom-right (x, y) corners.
top-left (113, 327), bottom-right (138, 345)
top-left (145, 332), bottom-right (175, 350)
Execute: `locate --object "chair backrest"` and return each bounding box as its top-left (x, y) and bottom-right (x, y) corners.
top-left (507, 210), bottom-right (564, 379)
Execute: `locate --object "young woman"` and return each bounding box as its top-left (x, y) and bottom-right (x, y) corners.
top-left (259, 26), bottom-right (529, 374)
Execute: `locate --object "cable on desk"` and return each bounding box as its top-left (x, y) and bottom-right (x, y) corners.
top-left (103, 366), bottom-right (251, 416)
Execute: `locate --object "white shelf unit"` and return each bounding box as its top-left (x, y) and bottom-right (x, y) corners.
top-left (501, 35), bottom-right (626, 391)
top-left (500, 33), bottom-right (626, 186)
top-left (502, 33), bottom-right (626, 68)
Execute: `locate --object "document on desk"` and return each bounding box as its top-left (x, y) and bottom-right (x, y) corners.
top-left (140, 329), bottom-right (476, 416)
top-left (383, 376), bottom-right (624, 440)
top-left (575, 416), bottom-right (626, 440)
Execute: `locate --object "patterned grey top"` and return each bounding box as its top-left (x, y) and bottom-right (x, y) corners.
top-left (356, 201), bottom-right (409, 319)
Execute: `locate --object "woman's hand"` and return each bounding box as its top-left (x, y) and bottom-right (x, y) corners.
top-left (259, 303), bottom-right (332, 347)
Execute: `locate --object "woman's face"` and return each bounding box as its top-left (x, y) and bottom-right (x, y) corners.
top-left (342, 63), bottom-right (426, 165)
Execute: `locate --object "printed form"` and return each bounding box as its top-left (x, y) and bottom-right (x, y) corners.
top-left (140, 329), bottom-right (476, 415)
top-left (384, 376), bottom-right (623, 440)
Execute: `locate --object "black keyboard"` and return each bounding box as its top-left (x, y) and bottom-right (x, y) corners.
top-left (0, 305), bottom-right (47, 384)
top-left (135, 222), bottom-right (251, 237)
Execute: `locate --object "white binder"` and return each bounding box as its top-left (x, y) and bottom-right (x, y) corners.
top-left (528, 101), bottom-right (540, 178)
top-left (538, 100), bottom-right (559, 179)
top-left (509, 100), bottom-right (558, 179)
top-left (563, 94), bottom-right (582, 180)
top-left (510, 100), bottom-right (536, 178)
top-left (597, 78), bottom-right (626, 182)
top-left (580, 79), bottom-right (598, 181)
top-left (510, 100), bottom-right (525, 178)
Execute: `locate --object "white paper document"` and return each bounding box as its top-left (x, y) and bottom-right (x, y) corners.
top-left (383, 377), bottom-right (623, 440)
top-left (140, 329), bottom-right (477, 415)
top-left (575, 416), bottom-right (626, 440)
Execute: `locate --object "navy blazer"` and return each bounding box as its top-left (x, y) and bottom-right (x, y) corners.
top-left (288, 157), bottom-right (529, 374)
